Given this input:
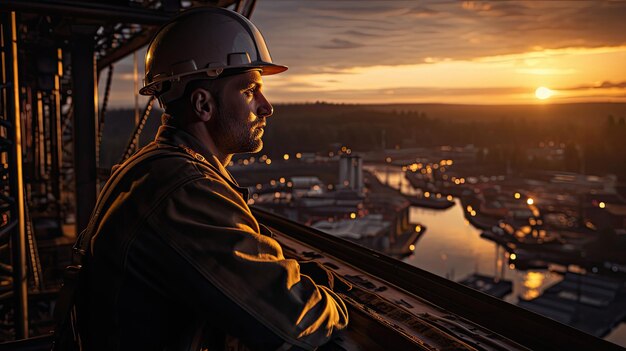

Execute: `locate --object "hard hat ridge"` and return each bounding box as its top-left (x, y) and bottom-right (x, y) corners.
top-left (140, 7), bottom-right (287, 106)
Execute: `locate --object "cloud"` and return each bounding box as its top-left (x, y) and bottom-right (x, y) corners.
top-left (342, 30), bottom-right (383, 38)
top-left (252, 0), bottom-right (626, 73)
top-left (406, 6), bottom-right (441, 18)
top-left (516, 68), bottom-right (577, 76)
top-left (461, 1), bottom-right (529, 17)
top-left (107, 1), bottom-right (626, 106)
top-left (316, 38), bottom-right (364, 50)
top-left (559, 81), bottom-right (626, 91)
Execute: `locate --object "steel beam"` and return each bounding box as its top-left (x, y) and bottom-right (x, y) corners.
top-left (96, 28), bottom-right (157, 71)
top-left (71, 28), bottom-right (98, 233)
top-left (252, 207), bottom-right (624, 351)
top-left (0, 0), bottom-right (170, 25)
top-left (50, 57), bottom-right (63, 212)
top-left (2, 10), bottom-right (29, 339)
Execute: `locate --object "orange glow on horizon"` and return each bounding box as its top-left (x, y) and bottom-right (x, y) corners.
top-left (264, 45), bottom-right (626, 105)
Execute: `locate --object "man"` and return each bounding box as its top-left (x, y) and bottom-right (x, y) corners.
top-left (80, 7), bottom-right (348, 351)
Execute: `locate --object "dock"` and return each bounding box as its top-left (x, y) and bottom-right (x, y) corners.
top-left (458, 273), bottom-right (513, 299)
top-left (518, 272), bottom-right (626, 338)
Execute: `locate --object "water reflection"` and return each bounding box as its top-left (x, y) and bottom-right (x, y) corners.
top-left (369, 166), bottom-right (562, 303)
top-left (521, 271), bottom-right (545, 300)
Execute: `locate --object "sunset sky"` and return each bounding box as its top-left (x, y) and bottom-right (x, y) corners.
top-left (104, 0), bottom-right (626, 107)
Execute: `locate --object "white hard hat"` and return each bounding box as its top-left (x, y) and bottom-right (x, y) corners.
top-left (139, 7), bottom-right (287, 105)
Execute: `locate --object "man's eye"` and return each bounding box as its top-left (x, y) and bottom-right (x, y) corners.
top-left (244, 88), bottom-right (255, 97)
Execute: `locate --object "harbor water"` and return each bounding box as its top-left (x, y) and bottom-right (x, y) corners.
top-left (370, 165), bottom-right (626, 346)
top-left (369, 165), bottom-right (563, 304)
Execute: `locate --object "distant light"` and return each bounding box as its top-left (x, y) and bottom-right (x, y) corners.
top-left (446, 195), bottom-right (453, 201)
top-left (409, 244), bottom-right (415, 251)
top-left (329, 151), bottom-right (334, 157)
top-left (296, 152), bottom-right (302, 159)
top-left (415, 225), bottom-right (422, 232)
top-left (274, 192), bottom-right (280, 198)
top-left (279, 177), bottom-right (285, 184)
top-left (385, 156), bottom-right (392, 163)
top-left (270, 179), bottom-right (276, 186)
top-left (470, 210), bottom-right (476, 216)
top-left (466, 205), bottom-right (473, 212)
top-left (599, 201), bottom-right (606, 209)
top-left (510, 253), bottom-right (517, 260)
top-left (256, 184), bottom-right (262, 190)
top-left (514, 192), bottom-right (521, 199)
top-left (424, 191), bottom-right (430, 198)
top-left (350, 212), bottom-right (356, 219)
top-left (243, 159), bottom-right (249, 165)
top-left (526, 198), bottom-right (534, 205)
top-left (341, 146), bottom-right (347, 152)
top-left (287, 181), bottom-right (293, 187)
top-left (283, 154), bottom-right (289, 160)
top-left (265, 158), bottom-right (272, 165)
top-left (509, 264), bottom-right (515, 270)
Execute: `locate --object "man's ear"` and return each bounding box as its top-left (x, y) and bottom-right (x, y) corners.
top-left (190, 88), bottom-right (215, 122)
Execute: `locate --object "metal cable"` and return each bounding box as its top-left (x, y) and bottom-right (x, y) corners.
top-left (97, 65), bottom-right (114, 151)
top-left (23, 194), bottom-right (43, 292)
top-left (120, 96), bottom-right (155, 163)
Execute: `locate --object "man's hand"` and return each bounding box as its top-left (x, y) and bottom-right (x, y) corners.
top-left (298, 261), bottom-right (352, 293)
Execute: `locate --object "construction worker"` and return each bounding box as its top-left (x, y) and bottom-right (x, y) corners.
top-left (73, 7), bottom-right (348, 351)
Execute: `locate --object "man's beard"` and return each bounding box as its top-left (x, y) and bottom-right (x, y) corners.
top-left (210, 102), bottom-right (264, 155)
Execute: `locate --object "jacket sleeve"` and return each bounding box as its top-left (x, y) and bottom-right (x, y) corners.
top-left (145, 175), bottom-right (349, 350)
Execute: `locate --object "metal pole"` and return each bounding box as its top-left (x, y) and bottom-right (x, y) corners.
top-left (3, 10), bottom-right (29, 339)
top-left (71, 27), bottom-right (98, 233)
top-left (133, 51), bottom-right (139, 126)
top-left (51, 49), bottom-right (63, 212)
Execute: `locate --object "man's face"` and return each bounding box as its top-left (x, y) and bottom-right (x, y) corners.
top-left (209, 70), bottom-right (273, 155)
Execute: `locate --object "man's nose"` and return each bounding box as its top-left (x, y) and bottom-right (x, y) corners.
top-left (256, 93), bottom-right (273, 118)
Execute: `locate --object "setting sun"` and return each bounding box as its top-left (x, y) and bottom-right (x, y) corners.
top-left (535, 87), bottom-right (554, 100)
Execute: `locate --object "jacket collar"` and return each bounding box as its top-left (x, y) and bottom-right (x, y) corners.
top-left (155, 124), bottom-right (249, 199)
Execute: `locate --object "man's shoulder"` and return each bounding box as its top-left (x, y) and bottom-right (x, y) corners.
top-left (138, 143), bottom-right (218, 178)
top-left (110, 142), bottom-right (237, 206)
top-left (121, 143), bottom-right (213, 184)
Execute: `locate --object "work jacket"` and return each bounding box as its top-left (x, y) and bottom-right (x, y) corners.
top-left (85, 125), bottom-right (348, 350)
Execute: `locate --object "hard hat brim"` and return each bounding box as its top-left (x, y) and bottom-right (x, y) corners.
top-left (260, 63), bottom-right (288, 75)
top-left (139, 62), bottom-right (288, 96)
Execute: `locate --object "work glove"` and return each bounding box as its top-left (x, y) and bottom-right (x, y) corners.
top-left (298, 261), bottom-right (352, 293)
